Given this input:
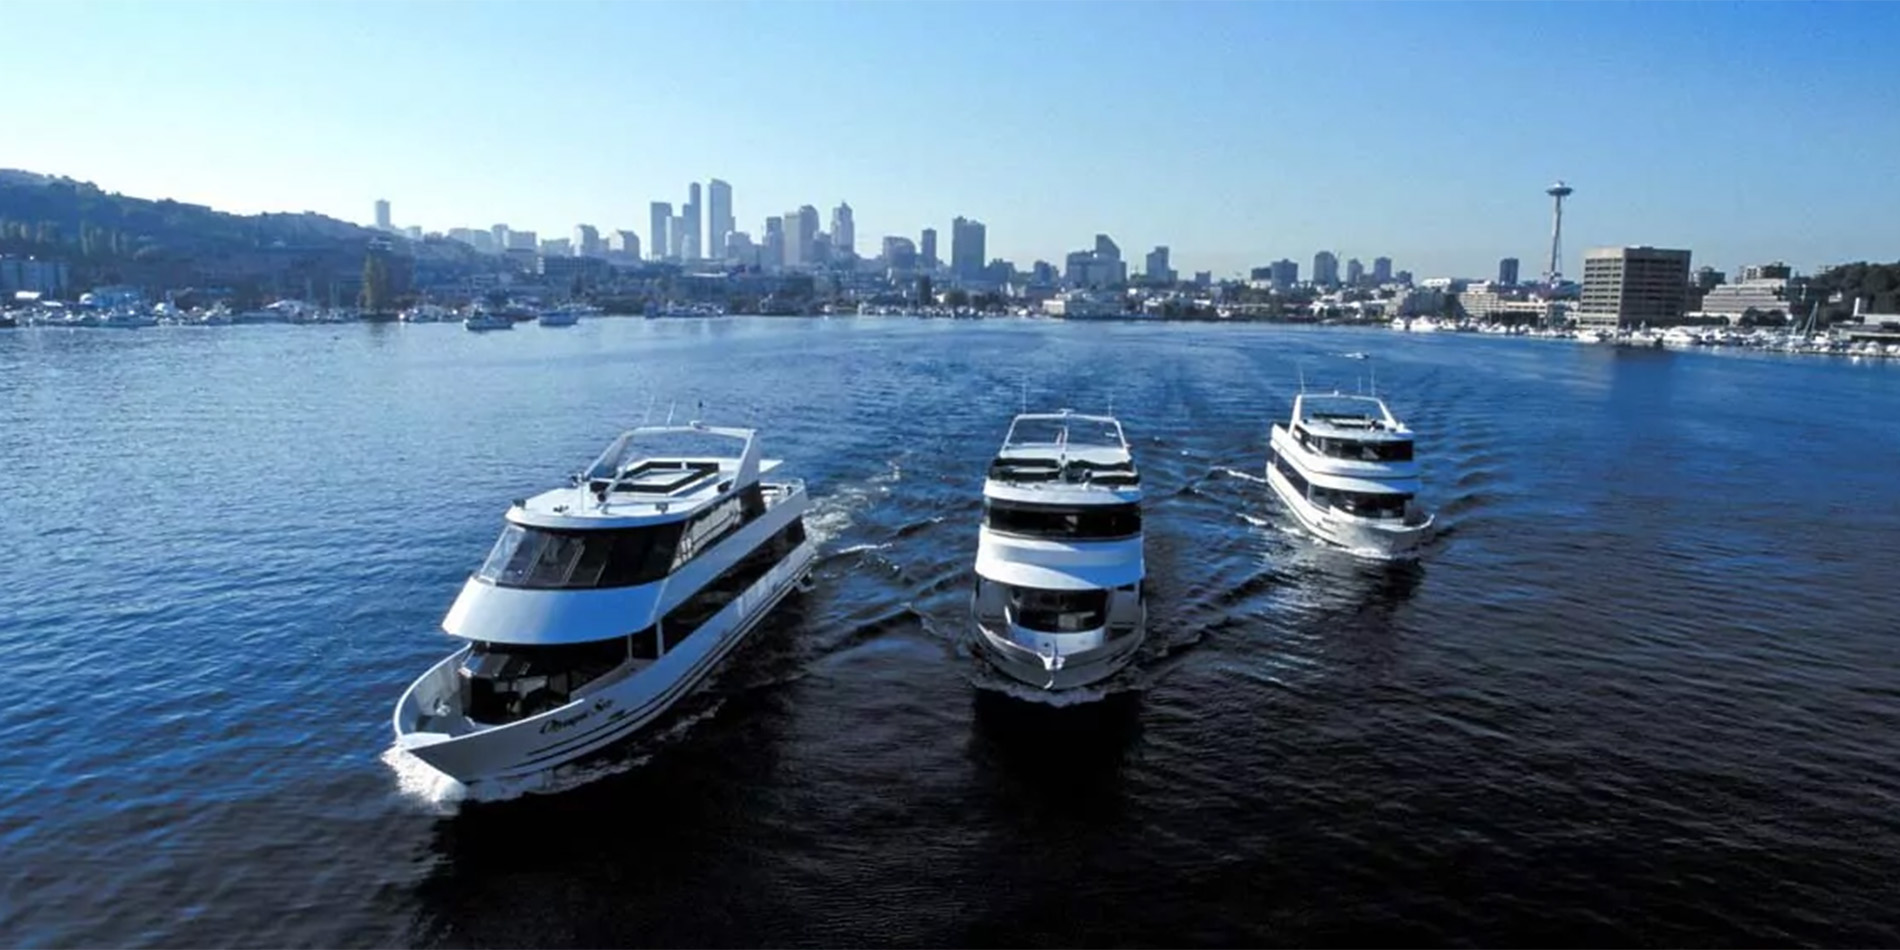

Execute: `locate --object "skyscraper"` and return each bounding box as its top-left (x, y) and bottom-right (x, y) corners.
top-left (950, 217), bottom-right (986, 280)
top-left (1373, 257), bottom-right (1393, 284)
top-left (374, 199), bottom-right (391, 231)
top-left (1346, 258), bottom-right (1365, 287)
top-left (763, 217), bottom-right (785, 271)
top-left (787, 205), bottom-right (819, 268)
top-left (1313, 251), bottom-right (1340, 288)
top-left (830, 202), bottom-right (855, 260)
top-left (608, 229), bottom-right (642, 261)
top-left (490, 224), bottom-right (509, 251)
top-left (1498, 257), bottom-right (1520, 286)
top-left (650, 202), bottom-right (672, 263)
top-left (669, 214), bottom-right (686, 261)
top-left (1270, 259), bottom-right (1298, 291)
top-left (920, 228), bottom-right (939, 269)
top-left (708, 179), bottom-right (733, 263)
top-left (682, 183), bottom-right (702, 261)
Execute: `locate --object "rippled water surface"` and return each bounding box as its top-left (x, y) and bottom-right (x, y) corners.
top-left (3, 318), bottom-right (1899, 947)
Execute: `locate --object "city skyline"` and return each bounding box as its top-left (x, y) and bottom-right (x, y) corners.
top-left (6, 1), bottom-right (1898, 277)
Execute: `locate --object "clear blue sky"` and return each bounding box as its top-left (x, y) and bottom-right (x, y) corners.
top-left (6, 0), bottom-right (1897, 279)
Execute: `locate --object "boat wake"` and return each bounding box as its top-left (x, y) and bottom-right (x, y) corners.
top-left (804, 459), bottom-right (904, 546)
top-left (972, 674), bottom-right (1124, 708)
top-left (1216, 466), bottom-right (1270, 485)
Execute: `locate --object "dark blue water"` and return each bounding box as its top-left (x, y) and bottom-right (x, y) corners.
top-left (3, 319), bottom-right (1899, 947)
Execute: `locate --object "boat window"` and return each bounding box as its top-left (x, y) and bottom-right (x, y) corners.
top-left (984, 499), bottom-right (1141, 540)
top-left (461, 636), bottom-right (638, 724)
top-left (661, 520), bottom-right (806, 649)
top-left (1007, 586), bottom-right (1108, 633)
top-left (1272, 454), bottom-right (1311, 495)
top-left (1310, 436), bottom-right (1413, 462)
top-left (477, 523), bottom-right (684, 589)
top-left (670, 484), bottom-right (767, 569)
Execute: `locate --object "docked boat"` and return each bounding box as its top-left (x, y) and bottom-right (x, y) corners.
top-left (463, 310), bottom-right (514, 332)
top-left (971, 410), bottom-right (1146, 691)
top-left (392, 422), bottom-right (819, 784)
top-left (536, 304), bottom-right (589, 327)
top-left (1266, 392), bottom-right (1433, 558)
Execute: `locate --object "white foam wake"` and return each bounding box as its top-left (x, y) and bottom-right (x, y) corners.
top-left (1218, 466), bottom-right (1269, 484)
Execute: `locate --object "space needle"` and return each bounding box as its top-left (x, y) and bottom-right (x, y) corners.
top-left (1544, 180), bottom-right (1574, 286)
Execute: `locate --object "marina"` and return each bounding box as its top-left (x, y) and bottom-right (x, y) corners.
top-left (2, 317), bottom-right (1898, 946)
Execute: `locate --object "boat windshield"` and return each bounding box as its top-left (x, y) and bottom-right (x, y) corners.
top-left (984, 499), bottom-right (1141, 540)
top-left (477, 523), bottom-right (684, 589)
top-left (1007, 586), bottom-right (1108, 633)
top-left (1006, 416), bottom-right (1124, 450)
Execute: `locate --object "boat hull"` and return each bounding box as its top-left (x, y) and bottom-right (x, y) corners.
top-left (392, 538), bottom-right (818, 783)
top-left (1265, 458), bottom-right (1430, 559)
top-left (973, 619), bottom-right (1145, 691)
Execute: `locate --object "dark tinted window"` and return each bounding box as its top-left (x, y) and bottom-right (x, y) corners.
top-left (478, 522), bottom-right (684, 589)
top-left (984, 499), bottom-right (1141, 540)
top-left (661, 521), bottom-right (806, 649)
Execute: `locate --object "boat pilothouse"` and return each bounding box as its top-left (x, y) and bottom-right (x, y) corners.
top-left (1266, 392), bottom-right (1434, 558)
top-left (391, 422), bottom-right (818, 784)
top-left (971, 410), bottom-right (1146, 690)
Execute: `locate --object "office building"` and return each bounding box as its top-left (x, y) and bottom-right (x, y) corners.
top-left (882, 236), bottom-right (918, 274)
top-left (1742, 261), bottom-right (1793, 282)
top-left (1498, 257), bottom-right (1520, 286)
top-left (1698, 278), bottom-right (1804, 319)
top-left (1313, 251), bottom-right (1340, 288)
top-left (650, 202), bottom-right (672, 263)
top-left (507, 229), bottom-right (538, 251)
top-left (607, 229), bottom-right (642, 261)
top-left (920, 228), bottom-right (939, 269)
top-left (1144, 246), bottom-right (1175, 284)
top-left (374, 199), bottom-right (391, 231)
top-left (669, 215), bottom-right (686, 261)
top-left (1373, 257), bottom-right (1393, 284)
top-left (490, 224), bottom-right (510, 252)
top-left (830, 202), bottom-right (855, 260)
top-left (1346, 258), bottom-right (1365, 287)
top-left (951, 217), bottom-right (986, 280)
top-left (573, 224), bottom-right (602, 259)
top-left (763, 216), bottom-right (785, 271)
top-left (1064, 234), bottom-right (1126, 287)
top-left (1270, 258), bottom-right (1298, 291)
top-left (1577, 246), bottom-right (1693, 330)
top-left (682, 183), bottom-right (702, 260)
top-left (708, 179), bottom-right (733, 262)
top-left (539, 237), bottom-right (573, 257)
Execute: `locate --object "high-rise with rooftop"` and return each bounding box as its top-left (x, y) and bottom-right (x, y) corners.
top-left (830, 202), bottom-right (855, 260)
top-left (951, 217), bottom-right (986, 281)
top-left (682, 183), bottom-right (702, 261)
top-left (1313, 251), bottom-right (1340, 288)
top-left (374, 200), bottom-right (391, 231)
top-left (1498, 257), bottom-right (1520, 286)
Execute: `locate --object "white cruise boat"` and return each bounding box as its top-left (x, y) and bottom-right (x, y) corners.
top-left (392, 423), bottom-right (819, 784)
top-left (971, 410), bottom-right (1145, 690)
top-left (1266, 392), bottom-right (1433, 559)
top-left (538, 303), bottom-right (594, 327)
top-left (463, 310), bottom-right (514, 331)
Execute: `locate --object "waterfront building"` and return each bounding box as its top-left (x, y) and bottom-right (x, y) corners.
top-left (540, 237), bottom-right (573, 257)
top-left (725, 231), bottom-right (755, 269)
top-left (375, 199), bottom-right (391, 231)
top-left (831, 203), bottom-right (855, 260)
top-left (1346, 258), bottom-right (1365, 287)
top-left (491, 224), bottom-right (510, 252)
top-left (1373, 257), bottom-right (1393, 284)
top-left (1144, 246), bottom-right (1175, 284)
top-left (708, 179), bottom-right (734, 263)
top-left (0, 255), bottom-right (70, 296)
top-left (1313, 251), bottom-right (1340, 288)
top-left (1498, 257), bottom-right (1520, 286)
top-left (882, 236), bottom-right (918, 275)
top-left (508, 229), bottom-right (538, 251)
top-left (650, 202), bottom-right (672, 263)
top-left (1698, 278), bottom-right (1804, 320)
top-left (1194, 270), bottom-right (1212, 288)
top-left (921, 228), bottom-right (939, 270)
top-left (1577, 246), bottom-right (1692, 330)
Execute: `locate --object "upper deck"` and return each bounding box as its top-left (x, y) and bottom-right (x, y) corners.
top-left (1291, 393), bottom-right (1413, 442)
top-left (509, 423), bottom-right (785, 530)
top-left (984, 410), bottom-right (1140, 501)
